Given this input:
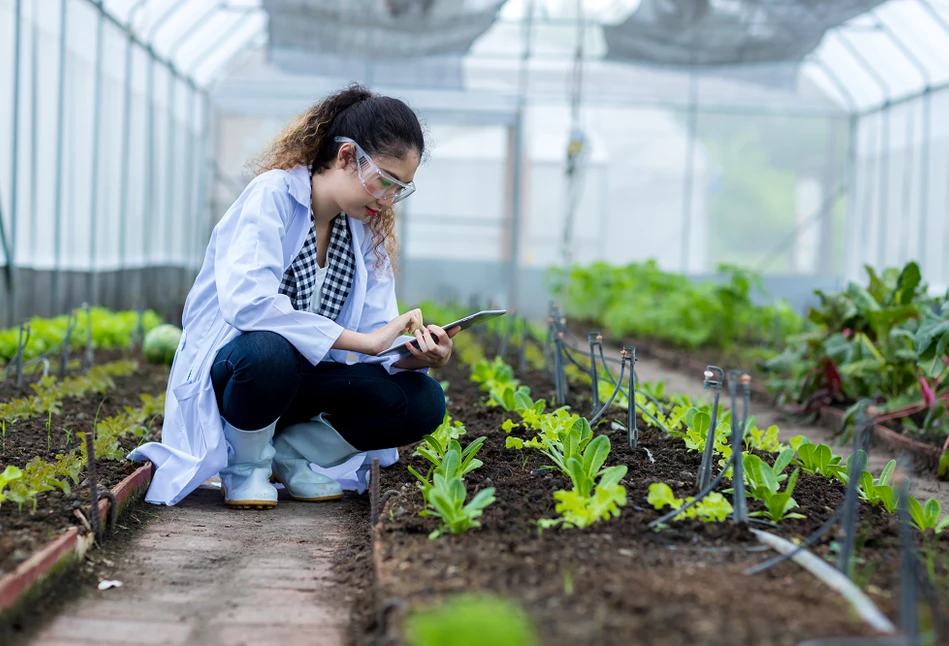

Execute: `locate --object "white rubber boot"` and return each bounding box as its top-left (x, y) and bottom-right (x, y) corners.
top-left (272, 428), bottom-right (344, 502)
top-left (275, 413), bottom-right (361, 469)
top-left (220, 420), bottom-right (278, 509)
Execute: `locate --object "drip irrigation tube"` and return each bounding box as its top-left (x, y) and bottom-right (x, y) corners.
top-left (751, 529), bottom-right (896, 635)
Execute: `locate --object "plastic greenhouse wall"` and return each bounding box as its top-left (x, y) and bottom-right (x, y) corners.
top-left (0, 0), bottom-right (211, 326)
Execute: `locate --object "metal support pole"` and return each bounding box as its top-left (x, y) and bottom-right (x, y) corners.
top-left (842, 115), bottom-right (859, 284)
top-left (181, 84), bottom-right (197, 297)
top-left (194, 93), bottom-right (212, 277)
top-left (697, 366), bottom-right (724, 492)
top-left (588, 332), bottom-right (600, 415)
top-left (87, 3), bottom-right (106, 306)
top-left (728, 371), bottom-right (748, 525)
top-left (807, 57), bottom-right (857, 281)
top-left (7, 0), bottom-right (23, 326)
top-left (51, 0), bottom-right (68, 314)
top-left (142, 55), bottom-right (155, 308)
top-left (837, 32), bottom-right (892, 272)
top-left (507, 0), bottom-right (532, 313)
top-left (680, 71), bottom-right (698, 274)
top-left (28, 3), bottom-right (38, 311)
top-left (115, 0), bottom-right (151, 308)
top-left (874, 15), bottom-right (932, 270)
top-left (624, 346), bottom-right (637, 448)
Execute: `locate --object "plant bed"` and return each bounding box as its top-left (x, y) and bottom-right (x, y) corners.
top-left (361, 351), bottom-right (947, 645)
top-left (0, 463), bottom-right (152, 625)
top-left (565, 318), bottom-right (947, 474)
top-left (0, 351), bottom-right (168, 578)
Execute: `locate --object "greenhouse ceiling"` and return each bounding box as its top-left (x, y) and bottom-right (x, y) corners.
top-left (85, 0), bottom-right (949, 115)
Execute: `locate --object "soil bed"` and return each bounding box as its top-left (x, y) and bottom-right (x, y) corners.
top-left (0, 350), bottom-right (169, 576)
top-left (363, 348), bottom-right (948, 646)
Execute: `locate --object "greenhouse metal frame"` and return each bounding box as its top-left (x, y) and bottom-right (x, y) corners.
top-left (2, 0), bottom-right (949, 324)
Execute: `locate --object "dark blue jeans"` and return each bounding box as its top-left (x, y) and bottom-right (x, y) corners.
top-left (209, 331), bottom-right (446, 451)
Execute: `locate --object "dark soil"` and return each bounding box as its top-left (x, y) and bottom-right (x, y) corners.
top-left (359, 346), bottom-right (949, 646)
top-left (0, 350), bottom-right (169, 576)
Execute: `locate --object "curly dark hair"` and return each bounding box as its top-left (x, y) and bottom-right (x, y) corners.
top-left (249, 83), bottom-right (424, 270)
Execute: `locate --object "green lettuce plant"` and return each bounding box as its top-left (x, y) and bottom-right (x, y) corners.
top-left (743, 451), bottom-right (805, 521)
top-left (647, 482), bottom-right (733, 523)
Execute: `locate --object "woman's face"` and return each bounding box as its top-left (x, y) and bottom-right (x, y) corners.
top-left (333, 144), bottom-right (420, 222)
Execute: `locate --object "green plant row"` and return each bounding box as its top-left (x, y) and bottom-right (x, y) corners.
top-left (0, 392), bottom-right (164, 512)
top-left (551, 260), bottom-right (802, 359)
top-left (461, 353), bottom-right (628, 531)
top-left (646, 388), bottom-right (949, 532)
top-left (430, 302), bottom-right (949, 538)
top-left (762, 262), bottom-right (949, 451)
top-left (0, 360), bottom-right (139, 430)
top-left (0, 307), bottom-right (164, 365)
top-left (408, 414), bottom-right (496, 540)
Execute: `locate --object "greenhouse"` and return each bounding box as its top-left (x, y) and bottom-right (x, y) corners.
top-left (1, 1), bottom-right (948, 644)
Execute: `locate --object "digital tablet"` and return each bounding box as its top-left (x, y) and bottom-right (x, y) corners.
top-left (377, 309), bottom-right (508, 357)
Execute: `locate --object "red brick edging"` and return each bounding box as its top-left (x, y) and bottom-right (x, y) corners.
top-left (0, 462), bottom-right (153, 619)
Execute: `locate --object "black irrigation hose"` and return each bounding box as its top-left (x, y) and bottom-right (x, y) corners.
top-left (589, 359), bottom-right (627, 426)
top-left (912, 552), bottom-right (945, 641)
top-left (591, 340), bottom-right (666, 414)
top-left (560, 340), bottom-right (594, 375)
top-left (556, 336), bottom-right (675, 434)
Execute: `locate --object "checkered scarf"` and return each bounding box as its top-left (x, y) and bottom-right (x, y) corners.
top-left (278, 212), bottom-right (355, 320)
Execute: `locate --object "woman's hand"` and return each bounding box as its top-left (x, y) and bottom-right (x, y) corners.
top-left (401, 324), bottom-right (460, 369)
top-left (363, 308), bottom-right (424, 355)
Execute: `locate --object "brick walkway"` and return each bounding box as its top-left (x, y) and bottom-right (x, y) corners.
top-left (28, 484), bottom-right (351, 646)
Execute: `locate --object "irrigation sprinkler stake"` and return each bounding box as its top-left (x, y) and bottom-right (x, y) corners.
top-left (589, 333), bottom-right (601, 415)
top-left (132, 302), bottom-right (145, 351)
top-left (554, 331), bottom-right (568, 407)
top-left (60, 310), bottom-right (77, 379)
top-left (696, 366), bottom-right (724, 492)
top-left (85, 430), bottom-right (102, 546)
top-left (838, 407), bottom-right (873, 578)
top-left (13, 322), bottom-right (30, 387)
top-left (623, 346), bottom-right (637, 448)
top-left (370, 457), bottom-right (381, 530)
top-left (728, 370), bottom-right (749, 525)
top-left (894, 455), bottom-right (920, 646)
top-left (543, 301), bottom-right (556, 379)
top-left (83, 303), bottom-right (94, 369)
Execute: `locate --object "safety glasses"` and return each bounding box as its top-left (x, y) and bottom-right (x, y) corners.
top-left (334, 136), bottom-right (416, 204)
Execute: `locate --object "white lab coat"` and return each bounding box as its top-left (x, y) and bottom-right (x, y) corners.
top-left (130, 164), bottom-right (418, 505)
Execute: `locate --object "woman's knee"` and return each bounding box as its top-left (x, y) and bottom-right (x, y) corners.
top-left (402, 373), bottom-right (447, 433)
top-left (211, 331), bottom-right (301, 402)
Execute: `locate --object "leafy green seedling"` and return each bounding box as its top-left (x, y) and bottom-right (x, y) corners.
top-left (0, 465), bottom-right (24, 509)
top-left (743, 451), bottom-right (805, 521)
top-left (907, 497), bottom-right (949, 534)
top-left (419, 473), bottom-right (496, 539)
top-left (795, 442), bottom-right (846, 481)
top-left (543, 465), bottom-right (628, 530)
top-left (404, 594), bottom-right (537, 646)
top-left (647, 482), bottom-right (733, 523)
top-left (858, 460), bottom-right (898, 514)
top-left (410, 436), bottom-right (486, 486)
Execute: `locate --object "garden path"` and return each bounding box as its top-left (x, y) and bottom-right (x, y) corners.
top-left (21, 484), bottom-right (352, 646)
